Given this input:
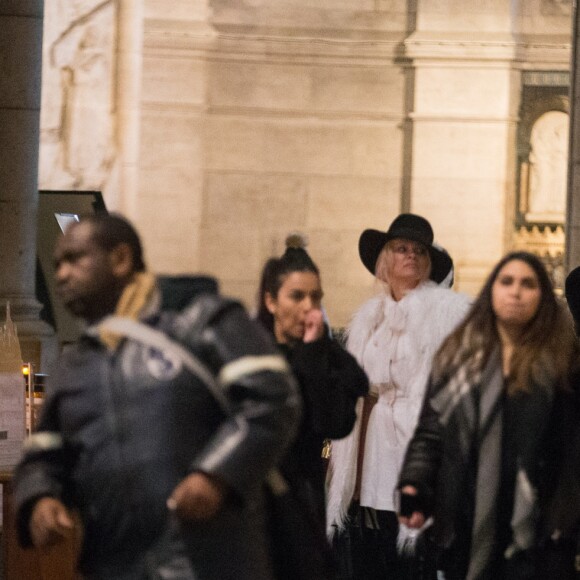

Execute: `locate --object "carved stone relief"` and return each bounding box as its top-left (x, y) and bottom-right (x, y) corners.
top-left (516, 91), bottom-right (568, 227)
top-left (527, 110), bottom-right (568, 223)
top-left (515, 84), bottom-right (568, 292)
top-left (39, 0), bottom-right (118, 195)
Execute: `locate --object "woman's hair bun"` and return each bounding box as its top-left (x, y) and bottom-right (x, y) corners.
top-left (285, 232), bottom-right (308, 250)
top-left (280, 231), bottom-right (319, 274)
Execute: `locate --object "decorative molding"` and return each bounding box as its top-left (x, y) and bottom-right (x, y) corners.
top-left (512, 225), bottom-right (566, 291)
top-left (513, 224), bottom-right (565, 256)
top-left (144, 18), bottom-right (401, 63)
top-left (404, 31), bottom-right (518, 62)
top-left (403, 32), bottom-right (569, 65)
top-left (514, 43), bottom-right (570, 66)
top-left (205, 105), bottom-right (399, 122)
top-left (140, 102), bottom-right (207, 115)
top-left (408, 114), bottom-right (519, 124)
top-left (522, 70), bottom-right (569, 86)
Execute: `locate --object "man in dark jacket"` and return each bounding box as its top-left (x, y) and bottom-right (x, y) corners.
top-left (14, 213), bottom-right (300, 580)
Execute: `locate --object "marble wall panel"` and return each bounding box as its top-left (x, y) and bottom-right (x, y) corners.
top-left (311, 67), bottom-right (403, 114)
top-left (206, 117), bottom-right (399, 177)
top-left (412, 122), bottom-right (513, 181)
top-left (139, 110), bottom-right (203, 168)
top-left (306, 175), bottom-right (399, 231)
top-left (199, 225), bottom-right (262, 282)
top-left (139, 164), bottom-right (202, 200)
top-left (139, 202), bottom-right (200, 274)
top-left (203, 172), bottom-right (308, 229)
top-left (210, 1), bottom-right (405, 33)
top-left (138, 109), bottom-right (204, 271)
top-left (208, 62), bottom-right (312, 111)
top-left (305, 228), bottom-right (376, 324)
top-left (145, 0), bottom-right (211, 21)
top-left (205, 118), bottom-right (266, 172)
top-left (261, 124), bottom-right (354, 175)
top-left (325, 282), bottom-right (378, 331)
top-left (142, 57), bottom-right (207, 106)
top-left (207, 62), bottom-right (401, 116)
top-left (417, 0), bottom-right (512, 32)
top-left (410, 119), bottom-right (513, 294)
top-left (516, 0), bottom-right (571, 35)
top-left (414, 68), bottom-right (513, 118)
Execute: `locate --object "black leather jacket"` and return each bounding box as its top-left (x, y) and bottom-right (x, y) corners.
top-left (14, 277), bottom-right (300, 578)
top-left (399, 368), bottom-right (580, 579)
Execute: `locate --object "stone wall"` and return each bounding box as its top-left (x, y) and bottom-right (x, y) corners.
top-left (38, 0), bottom-right (573, 326)
top-left (198, 1), bottom-right (411, 322)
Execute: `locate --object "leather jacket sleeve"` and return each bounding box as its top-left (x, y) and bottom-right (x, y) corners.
top-left (287, 333), bottom-right (368, 440)
top-left (397, 374), bottom-right (444, 514)
top-left (14, 293), bottom-right (302, 548)
top-left (171, 295), bottom-right (302, 499)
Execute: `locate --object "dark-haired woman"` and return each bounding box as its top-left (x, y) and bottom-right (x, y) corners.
top-left (398, 251), bottom-right (580, 579)
top-left (256, 234), bottom-right (369, 579)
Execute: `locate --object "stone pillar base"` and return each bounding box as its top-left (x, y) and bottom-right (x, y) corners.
top-left (1, 297), bottom-right (58, 372)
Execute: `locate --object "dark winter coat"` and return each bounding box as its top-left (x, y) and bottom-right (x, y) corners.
top-left (399, 364), bottom-right (580, 580)
top-left (14, 277), bottom-right (300, 579)
top-left (278, 333), bottom-right (369, 521)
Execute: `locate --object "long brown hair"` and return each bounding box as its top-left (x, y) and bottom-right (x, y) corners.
top-left (433, 251), bottom-right (577, 394)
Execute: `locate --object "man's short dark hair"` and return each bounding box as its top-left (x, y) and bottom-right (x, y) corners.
top-left (81, 213), bottom-right (146, 272)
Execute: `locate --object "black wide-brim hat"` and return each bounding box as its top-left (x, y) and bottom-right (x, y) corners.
top-left (358, 213), bottom-right (453, 284)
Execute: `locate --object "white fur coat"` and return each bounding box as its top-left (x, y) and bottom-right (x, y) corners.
top-left (326, 281), bottom-right (471, 536)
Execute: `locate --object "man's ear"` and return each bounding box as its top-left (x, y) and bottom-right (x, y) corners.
top-left (264, 292), bottom-right (277, 315)
top-left (109, 243), bottom-right (135, 278)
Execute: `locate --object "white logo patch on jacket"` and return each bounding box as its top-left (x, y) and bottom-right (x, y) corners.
top-left (145, 347), bottom-right (183, 380)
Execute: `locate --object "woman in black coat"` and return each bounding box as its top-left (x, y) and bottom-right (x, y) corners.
top-left (397, 252), bottom-right (580, 580)
top-left (256, 234), bottom-right (369, 528)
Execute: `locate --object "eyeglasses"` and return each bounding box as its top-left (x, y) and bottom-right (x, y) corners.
top-left (389, 243), bottom-right (428, 257)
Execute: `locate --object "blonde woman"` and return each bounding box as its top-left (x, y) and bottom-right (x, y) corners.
top-left (327, 214), bottom-right (470, 580)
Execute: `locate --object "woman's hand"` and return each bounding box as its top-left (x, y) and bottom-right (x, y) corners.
top-left (303, 309), bottom-right (325, 343)
top-left (398, 485), bottom-right (426, 529)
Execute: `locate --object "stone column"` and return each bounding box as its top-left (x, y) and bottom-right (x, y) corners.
top-left (117, 0), bottom-right (144, 217)
top-left (403, 1), bottom-right (518, 295)
top-left (0, 0), bottom-right (55, 369)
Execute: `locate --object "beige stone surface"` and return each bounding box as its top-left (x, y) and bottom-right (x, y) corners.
top-left (37, 1), bottom-right (574, 326)
top-left (142, 58), bottom-right (207, 105)
top-left (417, 0), bottom-right (513, 33)
top-left (414, 68), bottom-right (514, 117)
top-left (307, 175), bottom-right (400, 230)
top-left (207, 62), bottom-right (402, 115)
